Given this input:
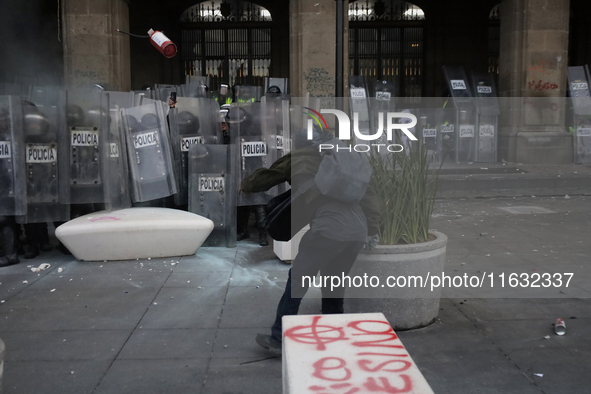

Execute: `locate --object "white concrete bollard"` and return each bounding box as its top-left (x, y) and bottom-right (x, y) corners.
top-left (282, 313), bottom-right (434, 394)
top-left (273, 225), bottom-right (309, 263)
top-left (55, 208), bottom-right (214, 261)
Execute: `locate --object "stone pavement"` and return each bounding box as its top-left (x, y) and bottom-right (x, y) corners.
top-left (0, 194), bottom-right (590, 393)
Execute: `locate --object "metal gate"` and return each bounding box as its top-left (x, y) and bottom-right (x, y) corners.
top-left (348, 1), bottom-right (425, 97)
top-left (181, 1), bottom-right (272, 90)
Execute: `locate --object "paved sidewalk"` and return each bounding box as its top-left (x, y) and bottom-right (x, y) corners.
top-left (0, 195), bottom-right (590, 393)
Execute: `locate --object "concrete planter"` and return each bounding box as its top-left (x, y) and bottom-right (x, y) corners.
top-left (346, 231), bottom-right (447, 330)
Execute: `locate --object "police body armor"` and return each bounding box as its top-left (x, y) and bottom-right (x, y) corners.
top-left (121, 101), bottom-right (177, 202)
top-left (228, 101), bottom-right (278, 206)
top-left (17, 91), bottom-right (70, 223)
top-left (0, 96), bottom-right (26, 216)
top-left (169, 97), bottom-right (222, 206)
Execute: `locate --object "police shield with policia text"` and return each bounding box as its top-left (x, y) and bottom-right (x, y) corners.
top-left (226, 101), bottom-right (278, 246)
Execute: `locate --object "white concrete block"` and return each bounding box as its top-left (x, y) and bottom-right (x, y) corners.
top-left (273, 225), bottom-right (309, 262)
top-left (282, 313), bottom-right (434, 394)
top-left (55, 208), bottom-right (214, 261)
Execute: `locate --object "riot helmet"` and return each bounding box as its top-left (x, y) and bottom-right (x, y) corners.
top-left (177, 111), bottom-right (200, 135)
top-left (22, 101), bottom-right (49, 135)
top-left (141, 113), bottom-right (159, 130)
top-left (225, 106), bottom-right (250, 130)
top-left (123, 115), bottom-right (141, 132)
top-left (67, 105), bottom-right (85, 126)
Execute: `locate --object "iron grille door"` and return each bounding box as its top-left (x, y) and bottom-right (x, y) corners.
top-left (182, 26), bottom-right (271, 90)
top-left (349, 25), bottom-right (424, 97)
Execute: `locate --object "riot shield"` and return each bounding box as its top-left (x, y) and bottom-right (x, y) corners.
top-left (264, 78), bottom-right (288, 95)
top-left (65, 89), bottom-right (111, 204)
top-left (133, 90), bottom-right (153, 106)
top-left (0, 96), bottom-right (26, 216)
top-left (229, 101), bottom-right (278, 206)
top-left (154, 86), bottom-right (177, 103)
top-left (568, 66), bottom-right (591, 164)
top-left (442, 66), bottom-right (476, 162)
top-left (416, 109), bottom-right (441, 164)
top-left (17, 91), bottom-right (70, 223)
top-left (121, 101), bottom-right (177, 202)
top-left (169, 97), bottom-right (222, 206)
top-left (349, 76), bottom-right (374, 145)
top-left (212, 84), bottom-right (233, 106)
top-left (188, 144), bottom-right (237, 247)
top-left (104, 92), bottom-right (132, 211)
top-left (180, 83), bottom-right (210, 98)
top-left (234, 85), bottom-right (261, 104)
top-left (471, 73), bottom-right (500, 163)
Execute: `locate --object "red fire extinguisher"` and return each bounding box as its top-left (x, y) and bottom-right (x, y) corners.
top-left (148, 28), bottom-right (177, 58)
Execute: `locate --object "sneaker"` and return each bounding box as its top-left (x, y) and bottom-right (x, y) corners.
top-left (255, 333), bottom-right (282, 354)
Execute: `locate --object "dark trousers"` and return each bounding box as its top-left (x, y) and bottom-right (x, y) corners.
top-left (271, 231), bottom-right (364, 341)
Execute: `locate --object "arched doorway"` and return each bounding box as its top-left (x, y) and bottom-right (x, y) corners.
top-left (348, 0), bottom-right (425, 97)
top-left (180, 1), bottom-right (273, 90)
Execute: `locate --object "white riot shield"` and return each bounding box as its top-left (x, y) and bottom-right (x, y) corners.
top-left (104, 92), bottom-right (133, 211)
top-left (121, 102), bottom-right (177, 202)
top-left (0, 96), bottom-right (26, 216)
top-left (443, 66), bottom-right (476, 163)
top-left (188, 144), bottom-right (237, 247)
top-left (66, 90), bottom-right (111, 204)
top-left (568, 66), bottom-right (591, 164)
top-left (231, 102), bottom-right (278, 206)
top-left (471, 73), bottom-right (500, 163)
top-left (169, 98), bottom-right (222, 205)
top-left (18, 91), bottom-right (70, 223)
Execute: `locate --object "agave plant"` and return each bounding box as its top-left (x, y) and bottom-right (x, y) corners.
top-left (368, 141), bottom-right (439, 245)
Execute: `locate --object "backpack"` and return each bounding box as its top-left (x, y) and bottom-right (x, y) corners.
top-left (313, 137), bottom-right (372, 204)
top-left (264, 139), bottom-right (372, 241)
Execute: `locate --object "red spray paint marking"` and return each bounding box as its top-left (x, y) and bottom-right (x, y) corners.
top-left (284, 316), bottom-right (348, 351)
top-left (89, 216), bottom-right (121, 222)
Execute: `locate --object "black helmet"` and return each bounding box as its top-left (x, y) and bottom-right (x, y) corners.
top-left (22, 102), bottom-right (50, 135)
top-left (267, 85), bottom-right (282, 94)
top-left (123, 115), bottom-right (140, 132)
top-left (141, 113), bottom-right (159, 129)
top-left (177, 111), bottom-right (200, 134)
top-left (87, 106), bottom-right (110, 127)
top-left (225, 106), bottom-right (249, 126)
top-left (67, 105), bottom-right (85, 126)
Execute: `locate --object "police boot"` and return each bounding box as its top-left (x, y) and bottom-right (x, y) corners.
top-left (237, 206), bottom-right (251, 241)
top-left (39, 222), bottom-right (52, 252)
top-left (0, 217), bottom-right (20, 267)
top-left (23, 223), bottom-right (41, 259)
top-left (254, 205), bottom-right (269, 247)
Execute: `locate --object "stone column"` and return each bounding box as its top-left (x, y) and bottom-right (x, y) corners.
top-left (498, 0), bottom-right (572, 164)
top-left (62, 0), bottom-right (131, 91)
top-left (290, 0), bottom-right (348, 100)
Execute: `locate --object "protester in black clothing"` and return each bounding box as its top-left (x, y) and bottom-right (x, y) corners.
top-left (240, 128), bottom-right (380, 353)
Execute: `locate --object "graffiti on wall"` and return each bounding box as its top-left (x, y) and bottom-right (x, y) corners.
top-left (527, 59), bottom-right (559, 91)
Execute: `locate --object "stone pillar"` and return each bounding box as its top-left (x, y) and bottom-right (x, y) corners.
top-left (290, 0), bottom-right (348, 100)
top-left (62, 0), bottom-right (131, 91)
top-left (498, 0), bottom-right (572, 164)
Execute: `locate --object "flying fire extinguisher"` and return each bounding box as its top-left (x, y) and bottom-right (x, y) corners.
top-left (148, 29), bottom-right (177, 59)
top-left (115, 28), bottom-right (177, 59)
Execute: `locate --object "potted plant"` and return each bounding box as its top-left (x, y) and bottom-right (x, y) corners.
top-left (346, 138), bottom-right (447, 330)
